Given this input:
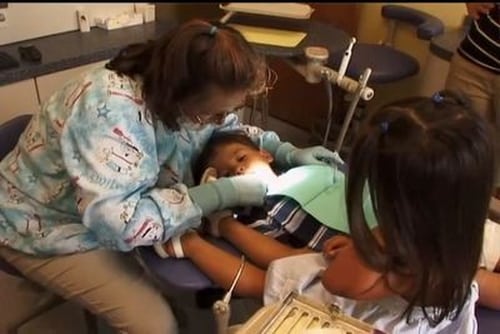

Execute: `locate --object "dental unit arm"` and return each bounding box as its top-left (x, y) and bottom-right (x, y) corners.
top-left (304, 40), bottom-right (374, 152)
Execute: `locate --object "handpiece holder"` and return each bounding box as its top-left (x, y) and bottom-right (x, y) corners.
top-left (305, 44), bottom-right (374, 152)
top-left (319, 66), bottom-right (374, 102)
top-left (305, 46), bottom-right (374, 101)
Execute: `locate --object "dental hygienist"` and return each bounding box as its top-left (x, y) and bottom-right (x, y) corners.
top-left (0, 19), bottom-right (337, 333)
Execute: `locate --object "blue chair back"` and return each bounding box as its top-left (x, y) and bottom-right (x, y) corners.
top-left (0, 114), bottom-right (32, 276)
top-left (0, 114), bottom-right (32, 160)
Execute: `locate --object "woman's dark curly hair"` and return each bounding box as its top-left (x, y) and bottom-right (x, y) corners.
top-left (106, 19), bottom-right (266, 129)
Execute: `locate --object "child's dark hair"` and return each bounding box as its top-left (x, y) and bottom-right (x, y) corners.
top-left (106, 19), bottom-right (266, 130)
top-left (346, 90), bottom-right (495, 325)
top-left (193, 131), bottom-right (259, 184)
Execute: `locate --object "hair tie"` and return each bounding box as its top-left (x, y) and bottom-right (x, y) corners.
top-left (432, 91), bottom-right (444, 104)
top-left (209, 25), bottom-right (218, 35)
top-left (380, 121), bottom-right (389, 134)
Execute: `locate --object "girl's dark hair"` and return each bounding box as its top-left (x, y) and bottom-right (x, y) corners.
top-left (193, 130), bottom-right (258, 184)
top-left (346, 90), bottom-right (495, 325)
top-left (106, 19), bottom-right (266, 129)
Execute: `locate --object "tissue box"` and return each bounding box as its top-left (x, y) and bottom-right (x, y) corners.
top-left (95, 13), bottom-right (143, 30)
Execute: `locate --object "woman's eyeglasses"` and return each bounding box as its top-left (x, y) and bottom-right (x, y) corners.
top-left (180, 104), bottom-right (246, 126)
top-left (178, 66), bottom-right (278, 127)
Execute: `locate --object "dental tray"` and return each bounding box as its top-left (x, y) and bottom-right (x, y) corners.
top-left (219, 3), bottom-right (314, 20)
top-left (235, 291), bottom-right (384, 333)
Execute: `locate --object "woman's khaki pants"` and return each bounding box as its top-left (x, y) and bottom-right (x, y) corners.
top-left (445, 52), bottom-right (500, 187)
top-left (0, 246), bottom-right (178, 334)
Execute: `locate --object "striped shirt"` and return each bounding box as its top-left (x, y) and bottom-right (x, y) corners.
top-left (458, 3), bottom-right (500, 74)
top-left (235, 195), bottom-right (342, 252)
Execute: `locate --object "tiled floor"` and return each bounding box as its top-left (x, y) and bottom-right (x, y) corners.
top-left (0, 114), bottom-right (310, 334)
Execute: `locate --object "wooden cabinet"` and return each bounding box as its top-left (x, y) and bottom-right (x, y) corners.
top-left (0, 79), bottom-right (40, 124)
top-left (36, 60), bottom-right (108, 104)
top-left (267, 4), bottom-right (361, 132)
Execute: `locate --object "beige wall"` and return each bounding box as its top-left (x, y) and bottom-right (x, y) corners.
top-left (356, 3), bottom-right (467, 109)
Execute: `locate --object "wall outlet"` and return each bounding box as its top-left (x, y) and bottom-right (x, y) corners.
top-left (0, 8), bottom-right (7, 28)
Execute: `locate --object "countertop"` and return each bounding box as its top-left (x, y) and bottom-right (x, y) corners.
top-left (0, 21), bottom-right (177, 86)
top-left (0, 16), bottom-right (351, 87)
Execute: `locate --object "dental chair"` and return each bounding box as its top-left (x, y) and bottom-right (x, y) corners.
top-left (329, 5), bottom-right (444, 85)
top-left (139, 191), bottom-right (500, 334)
top-left (313, 4), bottom-right (445, 153)
top-left (0, 114), bottom-right (99, 334)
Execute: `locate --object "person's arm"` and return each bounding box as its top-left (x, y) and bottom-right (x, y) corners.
top-left (60, 78), bottom-right (203, 251)
top-left (475, 266), bottom-right (500, 310)
top-left (218, 216), bottom-right (312, 268)
top-left (60, 72), bottom-right (268, 251)
top-left (466, 3), bottom-right (494, 20)
top-left (160, 216), bottom-right (311, 297)
top-left (167, 231), bottom-right (267, 298)
top-left (320, 235), bottom-right (398, 300)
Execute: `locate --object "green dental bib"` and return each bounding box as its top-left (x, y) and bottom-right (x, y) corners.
top-left (267, 165), bottom-right (378, 234)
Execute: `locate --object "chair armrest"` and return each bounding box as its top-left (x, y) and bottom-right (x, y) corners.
top-left (489, 197), bottom-right (500, 222)
top-left (381, 5), bottom-right (444, 40)
top-left (138, 236), bottom-right (241, 291)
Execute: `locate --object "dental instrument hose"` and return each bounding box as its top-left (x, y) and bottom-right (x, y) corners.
top-left (322, 75), bottom-right (334, 147)
top-left (213, 255), bottom-right (246, 334)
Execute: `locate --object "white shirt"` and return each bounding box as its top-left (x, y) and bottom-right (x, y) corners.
top-left (264, 253), bottom-right (478, 334)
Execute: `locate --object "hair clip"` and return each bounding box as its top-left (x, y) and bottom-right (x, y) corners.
top-left (432, 91), bottom-right (444, 104)
top-left (209, 25), bottom-right (218, 35)
top-left (380, 121), bottom-right (389, 134)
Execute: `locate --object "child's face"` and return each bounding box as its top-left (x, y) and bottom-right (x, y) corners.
top-left (208, 143), bottom-right (276, 179)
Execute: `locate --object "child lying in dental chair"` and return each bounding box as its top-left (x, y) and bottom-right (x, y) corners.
top-left (159, 128), bottom-right (500, 311)
top-left (192, 130), bottom-right (347, 252)
top-left (154, 91), bottom-right (500, 332)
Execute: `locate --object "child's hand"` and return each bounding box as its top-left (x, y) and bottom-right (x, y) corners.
top-left (322, 234), bottom-right (352, 260)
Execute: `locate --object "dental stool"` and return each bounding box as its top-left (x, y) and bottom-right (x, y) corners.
top-left (314, 5), bottom-right (444, 153)
top-left (0, 114), bottom-right (98, 334)
top-left (330, 5), bottom-right (444, 85)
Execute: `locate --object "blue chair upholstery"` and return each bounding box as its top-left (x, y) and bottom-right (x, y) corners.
top-left (329, 5), bottom-right (444, 84)
top-left (0, 114), bottom-right (32, 159)
top-left (314, 5), bottom-right (445, 154)
top-left (477, 306), bottom-right (500, 334)
top-left (0, 114), bottom-right (98, 334)
top-left (139, 236), bottom-right (240, 292)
